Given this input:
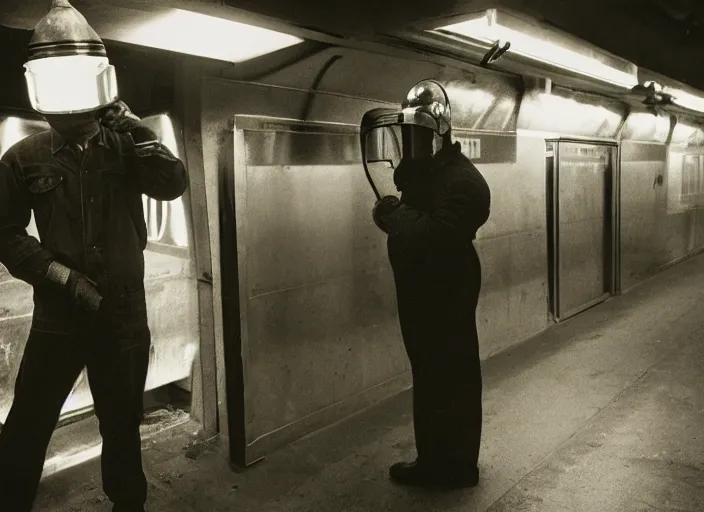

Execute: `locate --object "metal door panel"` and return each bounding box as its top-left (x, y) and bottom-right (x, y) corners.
top-left (550, 141), bottom-right (616, 320)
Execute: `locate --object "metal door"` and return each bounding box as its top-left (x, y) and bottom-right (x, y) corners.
top-left (547, 140), bottom-right (619, 321)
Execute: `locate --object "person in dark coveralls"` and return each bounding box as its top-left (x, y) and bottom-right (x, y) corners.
top-left (363, 80), bottom-right (490, 488)
top-left (0, 3), bottom-right (188, 511)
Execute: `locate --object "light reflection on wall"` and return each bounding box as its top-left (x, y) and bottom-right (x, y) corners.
top-left (671, 121), bottom-right (704, 147)
top-left (140, 114), bottom-right (189, 248)
top-left (517, 90), bottom-right (624, 138)
top-left (0, 117), bottom-right (23, 158)
top-left (621, 112), bottom-right (671, 143)
top-left (667, 121), bottom-right (704, 214)
top-left (444, 85), bottom-right (497, 130)
top-left (0, 116), bottom-right (47, 240)
top-left (0, 116), bottom-right (49, 159)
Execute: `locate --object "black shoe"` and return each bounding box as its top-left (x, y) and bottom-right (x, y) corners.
top-left (112, 503), bottom-right (146, 512)
top-left (389, 460), bottom-right (479, 489)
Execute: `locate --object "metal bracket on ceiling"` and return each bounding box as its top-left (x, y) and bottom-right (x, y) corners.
top-left (480, 40), bottom-right (511, 67)
top-left (632, 80), bottom-right (669, 108)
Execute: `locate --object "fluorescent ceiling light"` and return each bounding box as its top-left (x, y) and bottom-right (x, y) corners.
top-left (435, 11), bottom-right (639, 89)
top-left (662, 86), bottom-right (704, 114)
top-left (121, 9), bottom-right (303, 63)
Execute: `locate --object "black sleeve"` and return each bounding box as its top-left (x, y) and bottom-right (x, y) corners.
top-left (126, 124), bottom-right (189, 202)
top-left (0, 155), bottom-right (55, 287)
top-left (380, 178), bottom-right (490, 248)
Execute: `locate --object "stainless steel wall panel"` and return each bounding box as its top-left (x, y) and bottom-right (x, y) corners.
top-left (619, 142), bottom-right (667, 290)
top-left (552, 142), bottom-right (613, 319)
top-left (474, 135), bottom-right (549, 359)
top-left (475, 229), bottom-right (549, 359)
top-left (244, 163), bottom-right (384, 295)
top-left (217, 110), bottom-right (411, 463)
top-left (663, 152), bottom-right (697, 264)
top-left (245, 270), bottom-right (404, 443)
top-left (660, 212), bottom-right (692, 263)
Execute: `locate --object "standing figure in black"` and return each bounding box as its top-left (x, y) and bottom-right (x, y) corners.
top-left (0, 2), bottom-right (187, 511)
top-left (362, 80), bottom-right (491, 488)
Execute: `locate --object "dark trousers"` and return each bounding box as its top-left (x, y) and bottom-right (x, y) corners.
top-left (0, 322), bottom-right (150, 511)
top-left (395, 266), bottom-right (483, 471)
top-left (408, 311), bottom-right (482, 471)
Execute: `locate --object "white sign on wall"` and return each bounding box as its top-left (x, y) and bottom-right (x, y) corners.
top-left (459, 137), bottom-right (482, 160)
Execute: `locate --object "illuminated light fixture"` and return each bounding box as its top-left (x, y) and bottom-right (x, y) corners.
top-left (662, 86), bottom-right (704, 114)
top-left (434, 9), bottom-right (639, 89)
top-left (120, 9), bottom-right (304, 63)
top-left (24, 0), bottom-right (118, 114)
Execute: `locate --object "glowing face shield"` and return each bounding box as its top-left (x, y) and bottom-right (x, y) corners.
top-left (24, 55), bottom-right (118, 115)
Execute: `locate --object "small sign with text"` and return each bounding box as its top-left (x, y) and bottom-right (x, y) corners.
top-left (459, 138), bottom-right (481, 159)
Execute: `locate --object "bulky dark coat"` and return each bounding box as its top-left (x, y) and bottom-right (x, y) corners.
top-left (376, 141), bottom-right (491, 468)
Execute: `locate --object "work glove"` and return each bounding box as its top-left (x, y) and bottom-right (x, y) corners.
top-left (372, 195), bottom-right (401, 232)
top-left (46, 262), bottom-right (103, 313)
top-left (100, 100), bottom-right (142, 133)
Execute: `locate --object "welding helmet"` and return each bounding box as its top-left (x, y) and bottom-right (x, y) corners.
top-left (23, 0), bottom-right (119, 115)
top-left (360, 79), bottom-right (452, 200)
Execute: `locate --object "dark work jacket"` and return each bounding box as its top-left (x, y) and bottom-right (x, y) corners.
top-left (378, 142), bottom-right (491, 347)
top-left (0, 124), bottom-right (188, 344)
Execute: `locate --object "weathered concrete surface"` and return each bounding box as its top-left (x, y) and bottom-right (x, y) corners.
top-left (33, 253), bottom-right (704, 511)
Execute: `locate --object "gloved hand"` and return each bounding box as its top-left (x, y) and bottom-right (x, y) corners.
top-left (100, 100), bottom-right (142, 133)
top-left (372, 195), bottom-right (401, 232)
top-left (46, 262), bottom-right (103, 312)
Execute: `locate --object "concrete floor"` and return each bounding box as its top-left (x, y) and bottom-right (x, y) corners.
top-left (34, 253), bottom-right (704, 511)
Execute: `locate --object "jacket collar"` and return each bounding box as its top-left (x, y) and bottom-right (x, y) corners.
top-left (50, 124), bottom-right (111, 154)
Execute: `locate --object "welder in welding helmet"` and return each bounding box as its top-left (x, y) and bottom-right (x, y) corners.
top-left (23, 0), bottom-right (144, 144)
top-left (360, 79), bottom-right (491, 489)
top-left (0, 2), bottom-right (187, 510)
top-left (23, 0), bottom-right (118, 141)
top-left (360, 79), bottom-right (453, 226)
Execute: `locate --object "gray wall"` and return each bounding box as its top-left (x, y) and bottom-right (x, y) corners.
top-left (474, 135), bottom-right (550, 359)
top-left (199, 45), bottom-right (704, 463)
top-left (200, 48), bottom-right (538, 461)
top-left (620, 115), bottom-right (704, 292)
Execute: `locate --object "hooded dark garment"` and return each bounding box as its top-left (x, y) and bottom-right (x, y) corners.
top-left (377, 141), bottom-right (491, 469)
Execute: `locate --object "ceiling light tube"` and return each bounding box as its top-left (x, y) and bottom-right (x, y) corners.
top-left (434, 9), bottom-right (639, 89)
top-left (120, 8), bottom-right (304, 63)
top-left (662, 86), bottom-right (704, 114)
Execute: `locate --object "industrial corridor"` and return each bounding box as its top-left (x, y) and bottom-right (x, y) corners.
top-left (32, 252), bottom-right (704, 511)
